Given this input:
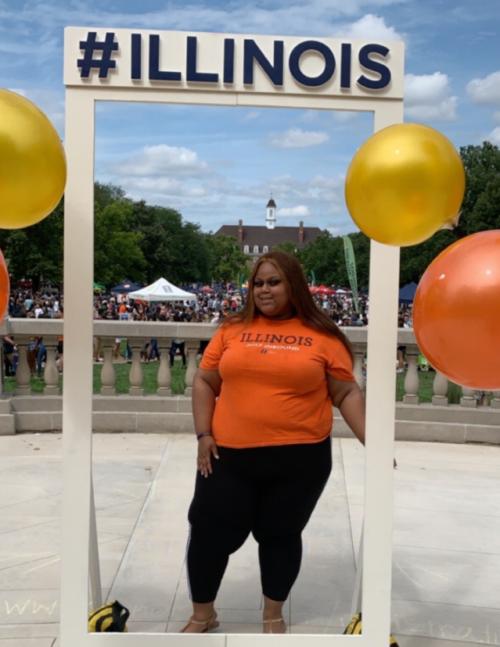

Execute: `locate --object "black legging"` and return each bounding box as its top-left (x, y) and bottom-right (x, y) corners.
top-left (186, 436), bottom-right (332, 603)
top-left (169, 341), bottom-right (186, 367)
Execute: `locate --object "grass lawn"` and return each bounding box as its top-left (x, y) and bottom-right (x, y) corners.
top-left (3, 361), bottom-right (187, 395)
top-left (4, 363), bottom-right (464, 403)
top-left (396, 370), bottom-right (462, 404)
top-left (108, 361), bottom-right (187, 394)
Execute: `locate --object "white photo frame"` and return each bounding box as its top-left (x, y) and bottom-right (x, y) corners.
top-left (61, 27), bottom-right (404, 646)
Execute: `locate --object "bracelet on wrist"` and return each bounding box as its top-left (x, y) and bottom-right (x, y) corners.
top-left (196, 432), bottom-right (212, 441)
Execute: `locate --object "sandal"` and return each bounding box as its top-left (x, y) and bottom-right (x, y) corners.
top-left (181, 613), bottom-right (219, 633)
top-left (263, 617), bottom-right (286, 633)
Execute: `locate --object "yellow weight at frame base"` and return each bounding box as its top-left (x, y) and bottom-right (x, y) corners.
top-left (88, 600), bottom-right (130, 632)
top-left (0, 89), bottom-right (66, 229)
top-left (343, 612), bottom-right (399, 646)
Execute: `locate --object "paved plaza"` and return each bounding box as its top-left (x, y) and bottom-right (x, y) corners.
top-left (0, 432), bottom-right (499, 646)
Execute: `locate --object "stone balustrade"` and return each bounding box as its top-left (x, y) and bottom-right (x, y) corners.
top-left (0, 319), bottom-right (498, 443)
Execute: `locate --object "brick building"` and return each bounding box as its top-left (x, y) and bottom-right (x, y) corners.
top-left (215, 198), bottom-right (322, 260)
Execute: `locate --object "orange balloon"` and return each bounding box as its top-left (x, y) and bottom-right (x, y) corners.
top-left (413, 230), bottom-right (500, 390)
top-left (0, 249), bottom-right (9, 321)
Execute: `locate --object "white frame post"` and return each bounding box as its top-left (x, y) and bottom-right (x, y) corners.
top-left (60, 28), bottom-right (404, 647)
top-left (61, 87), bottom-right (95, 645)
top-left (361, 102), bottom-right (403, 645)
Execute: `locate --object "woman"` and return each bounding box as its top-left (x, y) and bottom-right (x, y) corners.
top-left (183, 251), bottom-right (365, 634)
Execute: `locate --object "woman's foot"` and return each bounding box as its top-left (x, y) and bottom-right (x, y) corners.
top-left (263, 617), bottom-right (286, 633)
top-left (181, 612), bottom-right (219, 633)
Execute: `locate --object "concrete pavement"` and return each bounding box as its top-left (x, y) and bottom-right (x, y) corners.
top-left (0, 432), bottom-right (499, 646)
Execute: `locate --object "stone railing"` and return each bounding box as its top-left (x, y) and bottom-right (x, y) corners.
top-left (0, 319), bottom-right (498, 443)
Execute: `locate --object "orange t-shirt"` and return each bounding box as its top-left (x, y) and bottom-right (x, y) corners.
top-left (199, 316), bottom-right (354, 448)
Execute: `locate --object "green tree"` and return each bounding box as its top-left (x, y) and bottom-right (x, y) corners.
top-left (131, 202), bottom-right (183, 283)
top-left (400, 229), bottom-right (456, 286)
top-left (130, 202), bottom-right (210, 284)
top-left (300, 232), bottom-right (346, 285)
top-left (0, 201), bottom-right (64, 289)
top-left (178, 221), bottom-right (211, 283)
top-left (205, 235), bottom-right (249, 283)
top-left (274, 241), bottom-right (300, 256)
top-left (458, 141), bottom-right (500, 235)
top-left (472, 178), bottom-right (500, 233)
top-left (94, 182), bottom-right (126, 211)
top-left (299, 232), bottom-right (371, 289)
top-left (94, 200), bottom-right (146, 286)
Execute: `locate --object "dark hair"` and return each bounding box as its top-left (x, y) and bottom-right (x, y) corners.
top-left (223, 250), bottom-right (353, 361)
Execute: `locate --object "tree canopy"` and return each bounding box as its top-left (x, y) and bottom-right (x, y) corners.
top-left (205, 234), bottom-right (249, 283)
top-left (0, 200), bottom-right (64, 290)
top-left (94, 199), bottom-right (146, 286)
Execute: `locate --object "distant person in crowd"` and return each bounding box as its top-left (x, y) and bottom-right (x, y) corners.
top-left (36, 338), bottom-right (47, 376)
top-left (56, 336), bottom-right (64, 373)
top-left (397, 314), bottom-right (406, 373)
top-left (3, 335), bottom-right (16, 376)
top-left (170, 339), bottom-right (186, 367)
top-left (118, 301), bottom-right (129, 320)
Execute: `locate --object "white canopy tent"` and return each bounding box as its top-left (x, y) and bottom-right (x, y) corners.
top-left (127, 277), bottom-right (196, 302)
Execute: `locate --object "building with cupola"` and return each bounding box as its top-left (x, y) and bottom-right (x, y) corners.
top-left (215, 198), bottom-right (322, 260)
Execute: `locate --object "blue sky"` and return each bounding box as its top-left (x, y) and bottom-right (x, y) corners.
top-left (1, 0), bottom-right (499, 234)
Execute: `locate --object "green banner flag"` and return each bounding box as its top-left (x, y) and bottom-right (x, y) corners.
top-left (342, 235), bottom-right (360, 314)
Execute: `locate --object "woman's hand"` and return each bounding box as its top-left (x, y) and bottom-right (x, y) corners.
top-left (197, 435), bottom-right (219, 478)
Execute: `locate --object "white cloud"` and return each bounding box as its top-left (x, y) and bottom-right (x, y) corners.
top-left (406, 96), bottom-right (457, 121)
top-left (123, 177), bottom-right (211, 205)
top-left (310, 175), bottom-right (343, 190)
top-left (242, 111), bottom-right (261, 121)
top-left (114, 144), bottom-right (208, 177)
top-left (270, 128), bottom-right (329, 148)
top-left (494, 111), bottom-right (500, 125)
top-left (179, 168), bottom-right (346, 229)
top-left (467, 71), bottom-right (500, 106)
top-left (299, 110), bottom-right (320, 123)
top-left (337, 13), bottom-right (404, 41)
top-left (0, 2), bottom-right (407, 42)
top-left (278, 205), bottom-right (311, 217)
top-left (332, 111), bottom-right (360, 123)
top-left (404, 72), bottom-right (457, 121)
top-left (486, 127), bottom-right (500, 146)
top-left (122, 177), bottom-right (182, 192)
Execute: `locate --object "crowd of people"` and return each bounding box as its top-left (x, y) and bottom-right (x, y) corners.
top-left (8, 288), bottom-right (62, 320)
top-left (7, 282), bottom-right (414, 327)
top-left (3, 282), bottom-right (415, 376)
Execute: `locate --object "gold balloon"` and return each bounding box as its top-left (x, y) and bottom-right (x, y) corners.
top-left (345, 123), bottom-right (465, 246)
top-left (0, 89), bottom-right (66, 229)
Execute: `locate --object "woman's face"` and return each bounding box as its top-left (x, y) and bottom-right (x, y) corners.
top-left (253, 261), bottom-right (293, 319)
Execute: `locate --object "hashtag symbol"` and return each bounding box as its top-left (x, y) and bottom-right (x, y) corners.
top-left (77, 32), bottom-right (118, 78)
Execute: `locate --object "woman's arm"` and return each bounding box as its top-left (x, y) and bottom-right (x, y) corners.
top-left (192, 368), bottom-right (222, 477)
top-left (327, 375), bottom-right (365, 445)
top-left (192, 368), bottom-right (221, 435)
top-left (327, 375), bottom-right (397, 467)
